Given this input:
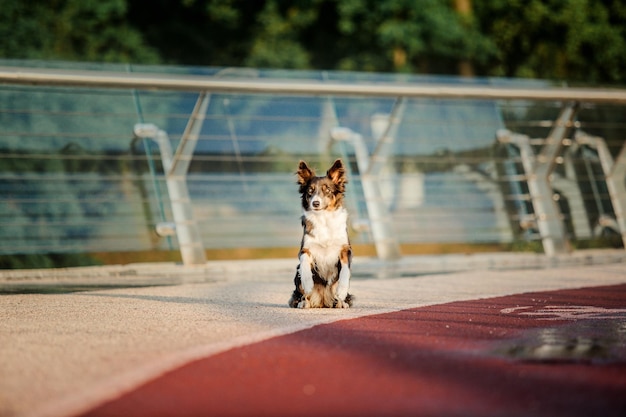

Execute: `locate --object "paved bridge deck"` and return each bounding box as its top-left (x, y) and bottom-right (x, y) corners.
top-left (1, 250), bottom-right (625, 417)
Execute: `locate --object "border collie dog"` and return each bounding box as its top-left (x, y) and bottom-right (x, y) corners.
top-left (289, 159), bottom-right (353, 309)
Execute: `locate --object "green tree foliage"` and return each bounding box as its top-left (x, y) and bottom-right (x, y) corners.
top-left (2, 0), bottom-right (624, 84)
top-left (126, 0), bottom-right (494, 74)
top-left (245, 0), bottom-right (318, 69)
top-left (0, 0), bottom-right (160, 63)
top-left (474, 0), bottom-right (626, 84)
top-left (334, 0), bottom-right (496, 73)
top-left (125, 0), bottom-right (262, 66)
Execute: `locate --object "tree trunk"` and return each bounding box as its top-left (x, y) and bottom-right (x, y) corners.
top-left (455, 0), bottom-right (475, 77)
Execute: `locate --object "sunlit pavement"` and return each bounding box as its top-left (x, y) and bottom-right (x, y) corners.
top-left (83, 284), bottom-right (626, 417)
top-left (1, 250), bottom-right (625, 417)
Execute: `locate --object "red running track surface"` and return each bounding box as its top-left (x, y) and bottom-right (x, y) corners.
top-left (82, 284), bottom-right (626, 417)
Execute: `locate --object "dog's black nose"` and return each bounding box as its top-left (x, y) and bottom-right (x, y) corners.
top-left (312, 201), bottom-right (320, 208)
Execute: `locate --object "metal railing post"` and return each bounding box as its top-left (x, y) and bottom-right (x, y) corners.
top-left (331, 126), bottom-right (402, 261)
top-left (575, 131), bottom-right (626, 248)
top-left (531, 103), bottom-right (578, 255)
top-left (498, 102), bottom-right (578, 256)
top-left (507, 131), bottom-right (568, 256)
top-left (134, 121), bottom-right (207, 266)
top-left (608, 144), bottom-right (626, 247)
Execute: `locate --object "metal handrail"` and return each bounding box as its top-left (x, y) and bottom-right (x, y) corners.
top-left (2, 66), bottom-right (626, 103)
top-left (2, 64), bottom-right (626, 262)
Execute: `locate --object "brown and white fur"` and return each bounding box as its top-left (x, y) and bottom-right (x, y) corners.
top-left (289, 159), bottom-right (353, 309)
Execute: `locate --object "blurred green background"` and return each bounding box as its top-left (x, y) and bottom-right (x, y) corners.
top-left (2, 0), bottom-right (625, 84)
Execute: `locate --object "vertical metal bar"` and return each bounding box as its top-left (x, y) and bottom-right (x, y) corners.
top-left (502, 102), bottom-right (578, 256)
top-left (134, 122), bottom-right (207, 266)
top-left (608, 143), bottom-right (626, 247)
top-left (331, 125), bottom-right (402, 261)
top-left (128, 69), bottom-right (173, 249)
top-left (223, 98), bottom-right (249, 193)
top-left (354, 134), bottom-right (402, 260)
top-left (367, 98), bottom-right (406, 176)
top-left (527, 102), bottom-right (578, 255)
top-left (363, 99), bottom-right (405, 260)
top-left (551, 149), bottom-right (592, 240)
top-left (576, 131), bottom-right (626, 248)
top-left (168, 92), bottom-right (211, 177)
top-left (500, 129), bottom-right (540, 235)
top-left (155, 129), bottom-right (207, 266)
top-left (162, 92), bottom-right (212, 265)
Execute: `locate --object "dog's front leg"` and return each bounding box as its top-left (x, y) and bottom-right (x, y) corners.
top-left (334, 246), bottom-right (351, 308)
top-left (297, 250), bottom-right (314, 308)
top-left (336, 265), bottom-right (350, 301)
top-left (334, 266), bottom-right (351, 308)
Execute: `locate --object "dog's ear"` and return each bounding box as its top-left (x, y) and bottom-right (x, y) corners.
top-left (296, 160), bottom-right (315, 190)
top-left (327, 159), bottom-right (347, 191)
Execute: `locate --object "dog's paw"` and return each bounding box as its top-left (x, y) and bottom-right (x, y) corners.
top-left (333, 298), bottom-right (350, 309)
top-left (297, 298), bottom-right (311, 309)
top-left (288, 295), bottom-right (300, 308)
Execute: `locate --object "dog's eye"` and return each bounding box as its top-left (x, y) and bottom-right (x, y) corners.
top-left (322, 185), bottom-right (331, 194)
top-left (307, 186), bottom-right (314, 195)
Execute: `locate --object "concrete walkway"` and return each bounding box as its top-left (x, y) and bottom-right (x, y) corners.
top-left (1, 250), bottom-right (625, 417)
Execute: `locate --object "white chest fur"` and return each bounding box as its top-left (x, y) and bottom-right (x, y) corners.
top-left (303, 208), bottom-right (348, 246)
top-left (302, 208), bottom-right (349, 275)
